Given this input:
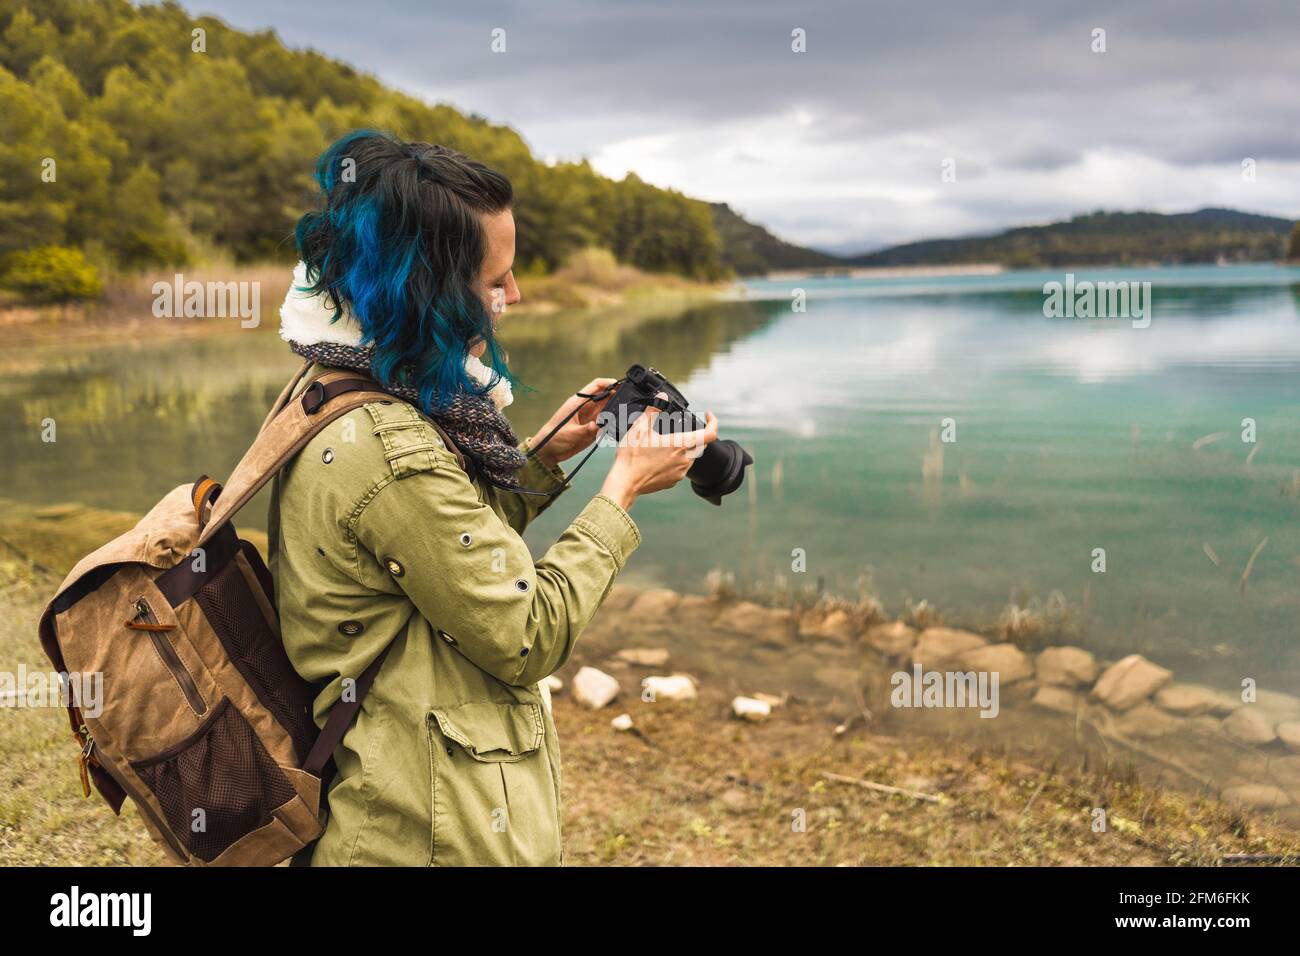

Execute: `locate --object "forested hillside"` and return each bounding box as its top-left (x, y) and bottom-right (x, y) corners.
top-left (0, 0), bottom-right (726, 300)
top-left (848, 208), bottom-right (1295, 268)
top-left (710, 203), bottom-right (842, 275)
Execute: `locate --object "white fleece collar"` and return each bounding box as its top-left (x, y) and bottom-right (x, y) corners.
top-left (279, 261), bottom-right (365, 346)
top-left (279, 261), bottom-right (513, 410)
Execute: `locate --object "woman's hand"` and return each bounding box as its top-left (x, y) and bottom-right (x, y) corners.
top-left (599, 395), bottom-right (719, 512)
top-left (528, 377), bottom-right (618, 470)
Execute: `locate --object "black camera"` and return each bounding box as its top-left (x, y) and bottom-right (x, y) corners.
top-left (598, 365), bottom-right (753, 505)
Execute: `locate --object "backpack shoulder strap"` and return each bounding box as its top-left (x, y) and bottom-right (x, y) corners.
top-left (195, 364), bottom-right (463, 788)
top-left (196, 368), bottom-right (391, 548)
top-left (260, 358), bottom-right (315, 432)
top-left (301, 643), bottom-right (391, 778)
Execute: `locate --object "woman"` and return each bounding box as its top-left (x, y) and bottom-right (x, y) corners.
top-left (269, 130), bottom-right (717, 866)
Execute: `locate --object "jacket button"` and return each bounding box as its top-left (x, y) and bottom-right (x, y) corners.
top-left (385, 557), bottom-right (405, 577)
top-left (440, 631), bottom-right (458, 646)
top-left (458, 532), bottom-right (472, 547)
top-left (321, 448), bottom-right (335, 464)
top-left (338, 620), bottom-right (364, 636)
top-left (446, 747), bottom-right (454, 757)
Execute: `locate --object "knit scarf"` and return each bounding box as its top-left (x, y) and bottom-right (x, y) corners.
top-left (279, 263), bottom-right (527, 488)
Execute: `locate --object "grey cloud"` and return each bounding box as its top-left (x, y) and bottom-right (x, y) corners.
top-left (188, 0), bottom-right (1300, 245)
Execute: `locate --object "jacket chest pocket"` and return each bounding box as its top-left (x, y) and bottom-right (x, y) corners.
top-left (427, 701), bottom-right (560, 866)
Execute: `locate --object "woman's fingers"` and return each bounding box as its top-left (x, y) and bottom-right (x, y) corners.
top-left (683, 411), bottom-right (719, 449)
top-left (575, 377), bottom-right (619, 424)
top-left (632, 400), bottom-right (662, 438)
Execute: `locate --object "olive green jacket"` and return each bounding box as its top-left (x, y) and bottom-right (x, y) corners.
top-left (268, 382), bottom-right (640, 866)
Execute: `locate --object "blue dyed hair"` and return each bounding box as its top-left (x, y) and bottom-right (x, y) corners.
top-left (294, 130), bottom-right (514, 410)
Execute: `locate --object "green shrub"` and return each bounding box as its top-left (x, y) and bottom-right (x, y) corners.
top-left (0, 246), bottom-right (104, 303)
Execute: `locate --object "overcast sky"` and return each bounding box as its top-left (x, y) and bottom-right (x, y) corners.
top-left (182, 0), bottom-right (1300, 253)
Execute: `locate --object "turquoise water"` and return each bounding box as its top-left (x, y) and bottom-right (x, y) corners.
top-left (3, 264), bottom-right (1299, 690)
top-left (525, 265), bottom-right (1300, 687)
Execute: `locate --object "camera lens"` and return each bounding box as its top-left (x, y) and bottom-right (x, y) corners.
top-left (686, 439), bottom-right (753, 505)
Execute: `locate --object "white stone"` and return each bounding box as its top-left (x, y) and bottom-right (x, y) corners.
top-left (732, 696), bottom-right (772, 722)
top-left (610, 713), bottom-right (634, 732)
top-left (572, 666), bottom-right (620, 709)
top-left (1090, 654), bottom-right (1172, 711)
top-left (641, 674), bottom-right (698, 702)
top-left (1034, 646), bottom-right (1098, 688)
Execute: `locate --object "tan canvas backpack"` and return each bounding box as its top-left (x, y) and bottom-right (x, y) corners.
top-left (36, 362), bottom-right (460, 866)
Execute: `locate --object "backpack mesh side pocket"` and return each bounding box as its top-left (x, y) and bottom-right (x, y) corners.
top-left (131, 697), bottom-right (296, 862)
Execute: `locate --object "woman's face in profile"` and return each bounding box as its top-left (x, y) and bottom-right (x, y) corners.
top-left (471, 208), bottom-right (521, 356)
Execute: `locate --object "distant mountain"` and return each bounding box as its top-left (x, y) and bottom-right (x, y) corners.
top-left (710, 203), bottom-right (843, 275)
top-left (844, 208), bottom-right (1295, 269)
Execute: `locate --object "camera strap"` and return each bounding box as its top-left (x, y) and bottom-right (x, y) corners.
top-left (505, 380), bottom-right (624, 498)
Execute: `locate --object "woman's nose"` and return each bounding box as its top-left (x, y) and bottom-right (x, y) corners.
top-left (505, 274), bottom-right (522, 306)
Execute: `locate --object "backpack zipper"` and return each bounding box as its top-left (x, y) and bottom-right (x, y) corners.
top-left (130, 598), bottom-right (207, 716)
top-left (75, 721), bottom-right (95, 797)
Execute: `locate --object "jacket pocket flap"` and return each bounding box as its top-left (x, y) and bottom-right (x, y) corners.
top-left (429, 701), bottom-right (543, 762)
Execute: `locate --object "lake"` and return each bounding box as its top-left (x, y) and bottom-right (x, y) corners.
top-left (4, 263), bottom-right (1300, 698)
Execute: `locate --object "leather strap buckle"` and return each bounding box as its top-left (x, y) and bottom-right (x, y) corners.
top-left (301, 379), bottom-right (328, 414)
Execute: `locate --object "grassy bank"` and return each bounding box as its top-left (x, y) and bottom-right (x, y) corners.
top-left (1, 502), bottom-right (1297, 866)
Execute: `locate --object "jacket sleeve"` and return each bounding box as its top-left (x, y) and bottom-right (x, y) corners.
top-left (494, 438), bottom-right (570, 534)
top-left (352, 454), bottom-right (640, 686)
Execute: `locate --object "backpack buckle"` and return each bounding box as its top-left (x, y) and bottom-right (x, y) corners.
top-left (301, 379), bottom-right (327, 414)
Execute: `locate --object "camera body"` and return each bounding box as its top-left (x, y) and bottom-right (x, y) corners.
top-left (597, 365), bottom-right (753, 505)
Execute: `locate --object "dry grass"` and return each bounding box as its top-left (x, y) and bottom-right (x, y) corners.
top-left (2, 502), bottom-right (1297, 867)
top-left (556, 691), bottom-right (1299, 866)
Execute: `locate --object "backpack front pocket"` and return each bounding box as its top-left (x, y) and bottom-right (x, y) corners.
top-left (130, 697), bottom-right (297, 862)
top-left (427, 701), bottom-right (560, 866)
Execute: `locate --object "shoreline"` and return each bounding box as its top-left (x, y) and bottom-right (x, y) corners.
top-left (0, 255), bottom-right (729, 350)
top-left (0, 501), bottom-right (1297, 864)
top-left (754, 263), bottom-right (1006, 281)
